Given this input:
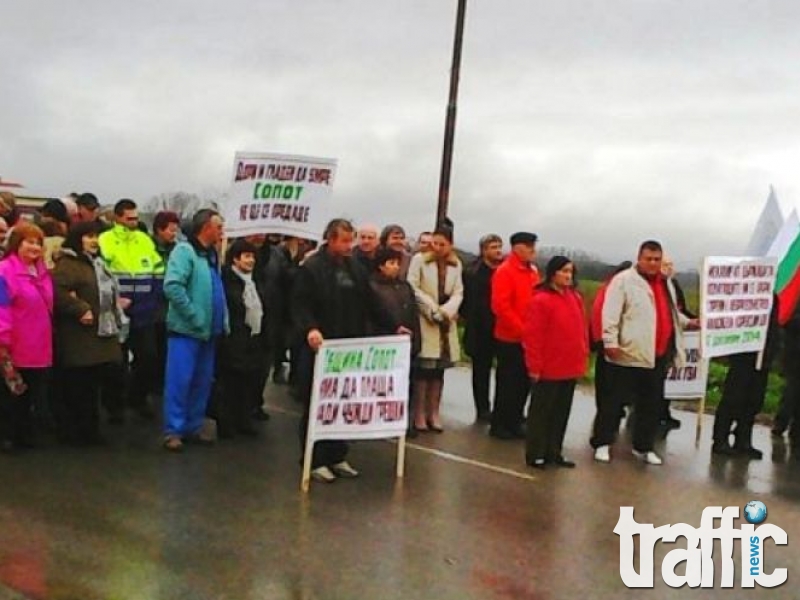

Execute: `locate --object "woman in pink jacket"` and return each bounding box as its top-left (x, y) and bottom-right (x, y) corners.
top-left (0, 223), bottom-right (53, 453)
top-left (522, 256), bottom-right (588, 469)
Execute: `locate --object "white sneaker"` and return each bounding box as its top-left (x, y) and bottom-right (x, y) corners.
top-left (594, 445), bottom-right (611, 463)
top-left (311, 466), bottom-right (337, 483)
top-left (632, 450), bottom-right (663, 465)
top-left (330, 461), bottom-right (360, 478)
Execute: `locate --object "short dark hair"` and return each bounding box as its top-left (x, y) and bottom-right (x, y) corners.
top-left (63, 221), bottom-right (104, 254)
top-left (379, 224), bottom-right (405, 247)
top-left (374, 246), bottom-right (403, 270)
top-left (153, 211), bottom-right (180, 233)
top-left (41, 199), bottom-right (70, 224)
top-left (227, 238), bottom-right (258, 265)
top-left (638, 240), bottom-right (663, 255)
top-left (113, 199), bottom-right (137, 216)
top-left (323, 218), bottom-right (355, 241)
top-left (191, 208), bottom-right (221, 237)
top-left (433, 226), bottom-right (453, 244)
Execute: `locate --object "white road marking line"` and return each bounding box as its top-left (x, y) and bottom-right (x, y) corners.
top-left (267, 404), bottom-right (537, 482)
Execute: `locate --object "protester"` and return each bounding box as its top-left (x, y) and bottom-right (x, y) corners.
top-left (658, 254), bottom-right (697, 429)
top-left (0, 218), bottom-right (8, 258)
top-left (53, 221), bottom-right (125, 445)
top-left (75, 193), bottom-right (102, 225)
top-left (379, 224), bottom-right (411, 280)
top-left (407, 226), bottom-right (463, 433)
top-left (416, 232), bottom-right (433, 254)
top-left (218, 239), bottom-right (269, 437)
top-left (292, 218), bottom-right (392, 482)
top-left (162, 209), bottom-right (228, 451)
top-left (589, 261), bottom-right (632, 450)
top-left (39, 200), bottom-right (71, 270)
top-left (712, 298), bottom-right (779, 459)
top-left (462, 233), bottom-right (503, 422)
top-left (253, 233), bottom-right (290, 392)
top-left (99, 199), bottom-right (162, 421)
top-left (0, 192), bottom-right (20, 227)
top-left (368, 247), bottom-right (420, 435)
top-left (353, 223), bottom-right (380, 273)
top-left (522, 256), bottom-right (588, 468)
top-left (151, 210), bottom-right (181, 385)
top-left (772, 300), bottom-right (800, 439)
top-left (0, 223), bottom-right (53, 453)
top-left (490, 232), bottom-right (539, 439)
top-left (598, 240), bottom-right (695, 465)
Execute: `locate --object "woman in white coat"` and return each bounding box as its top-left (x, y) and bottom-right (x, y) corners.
top-left (407, 227), bottom-right (463, 433)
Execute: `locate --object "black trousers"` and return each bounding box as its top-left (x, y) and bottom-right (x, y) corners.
top-left (296, 344), bottom-right (348, 469)
top-left (491, 342), bottom-right (530, 434)
top-left (713, 353), bottom-right (767, 448)
top-left (217, 367), bottom-right (265, 435)
top-left (526, 379), bottom-right (576, 463)
top-left (470, 341), bottom-right (496, 416)
top-left (60, 363), bottom-right (123, 443)
top-left (594, 359), bottom-right (667, 452)
top-left (0, 368), bottom-right (48, 446)
top-left (125, 325), bottom-right (158, 409)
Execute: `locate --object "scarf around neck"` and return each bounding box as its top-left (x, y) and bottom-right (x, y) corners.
top-left (232, 266), bottom-right (263, 336)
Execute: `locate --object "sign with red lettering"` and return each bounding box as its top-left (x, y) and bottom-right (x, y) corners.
top-left (307, 336), bottom-right (411, 441)
top-left (664, 331), bottom-right (708, 399)
top-left (224, 151), bottom-right (337, 240)
top-left (701, 257), bottom-right (778, 358)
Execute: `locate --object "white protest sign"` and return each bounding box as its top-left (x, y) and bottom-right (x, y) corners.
top-left (224, 151), bottom-right (337, 240)
top-left (664, 331), bottom-right (708, 399)
top-left (302, 335), bottom-right (411, 491)
top-left (700, 257), bottom-right (777, 359)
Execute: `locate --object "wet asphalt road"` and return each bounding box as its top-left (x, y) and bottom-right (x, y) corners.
top-left (0, 367), bottom-right (798, 600)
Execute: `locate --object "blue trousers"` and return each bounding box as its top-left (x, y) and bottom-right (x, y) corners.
top-left (164, 335), bottom-right (216, 437)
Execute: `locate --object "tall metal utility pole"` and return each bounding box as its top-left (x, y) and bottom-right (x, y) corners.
top-left (435, 0), bottom-right (467, 230)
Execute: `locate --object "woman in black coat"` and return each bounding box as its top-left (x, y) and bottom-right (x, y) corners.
top-left (218, 239), bottom-right (270, 436)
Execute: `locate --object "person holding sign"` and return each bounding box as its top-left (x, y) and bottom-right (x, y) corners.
top-left (599, 241), bottom-right (695, 465)
top-left (522, 256), bottom-right (588, 468)
top-left (407, 226), bottom-right (463, 433)
top-left (292, 218), bottom-right (400, 483)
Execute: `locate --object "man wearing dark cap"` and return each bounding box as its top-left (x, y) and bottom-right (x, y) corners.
top-left (490, 232), bottom-right (539, 439)
top-left (76, 193), bottom-right (101, 224)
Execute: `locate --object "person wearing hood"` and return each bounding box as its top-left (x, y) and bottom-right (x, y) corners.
top-left (522, 256), bottom-right (588, 469)
top-left (53, 221), bottom-right (125, 445)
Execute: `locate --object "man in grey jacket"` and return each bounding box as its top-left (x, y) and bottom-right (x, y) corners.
top-left (596, 240), bottom-right (696, 465)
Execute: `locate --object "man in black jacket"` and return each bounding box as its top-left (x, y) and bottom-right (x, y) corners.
top-left (292, 218), bottom-right (397, 483)
top-left (462, 234), bottom-right (503, 422)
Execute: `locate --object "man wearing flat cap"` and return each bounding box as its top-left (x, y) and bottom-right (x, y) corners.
top-left (490, 232), bottom-right (539, 439)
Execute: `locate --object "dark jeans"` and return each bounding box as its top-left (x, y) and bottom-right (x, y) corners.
top-left (125, 325), bottom-right (158, 410)
top-left (594, 358), bottom-right (668, 452)
top-left (491, 342), bottom-right (530, 434)
top-left (470, 341), bottom-right (496, 417)
top-left (0, 368), bottom-right (48, 446)
top-left (526, 379), bottom-right (576, 463)
top-left (296, 344), bottom-right (348, 469)
top-left (713, 353), bottom-right (768, 448)
top-left (60, 363), bottom-right (123, 443)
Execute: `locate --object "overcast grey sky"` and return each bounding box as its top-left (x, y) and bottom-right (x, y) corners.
top-left (2, 0), bottom-right (800, 264)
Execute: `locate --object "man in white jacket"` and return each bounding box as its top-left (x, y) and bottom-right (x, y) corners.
top-left (596, 240), bottom-right (696, 465)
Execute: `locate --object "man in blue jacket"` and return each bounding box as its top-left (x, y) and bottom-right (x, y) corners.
top-left (162, 209), bottom-right (228, 451)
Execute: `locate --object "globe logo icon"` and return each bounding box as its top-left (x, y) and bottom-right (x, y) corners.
top-left (744, 500), bottom-right (767, 524)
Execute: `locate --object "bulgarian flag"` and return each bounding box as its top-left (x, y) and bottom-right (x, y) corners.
top-left (776, 229), bottom-right (800, 325)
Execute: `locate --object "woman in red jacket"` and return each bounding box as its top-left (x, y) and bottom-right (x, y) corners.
top-left (522, 256), bottom-right (588, 469)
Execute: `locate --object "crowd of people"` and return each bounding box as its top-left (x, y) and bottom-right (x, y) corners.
top-left (0, 190), bottom-right (791, 484)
